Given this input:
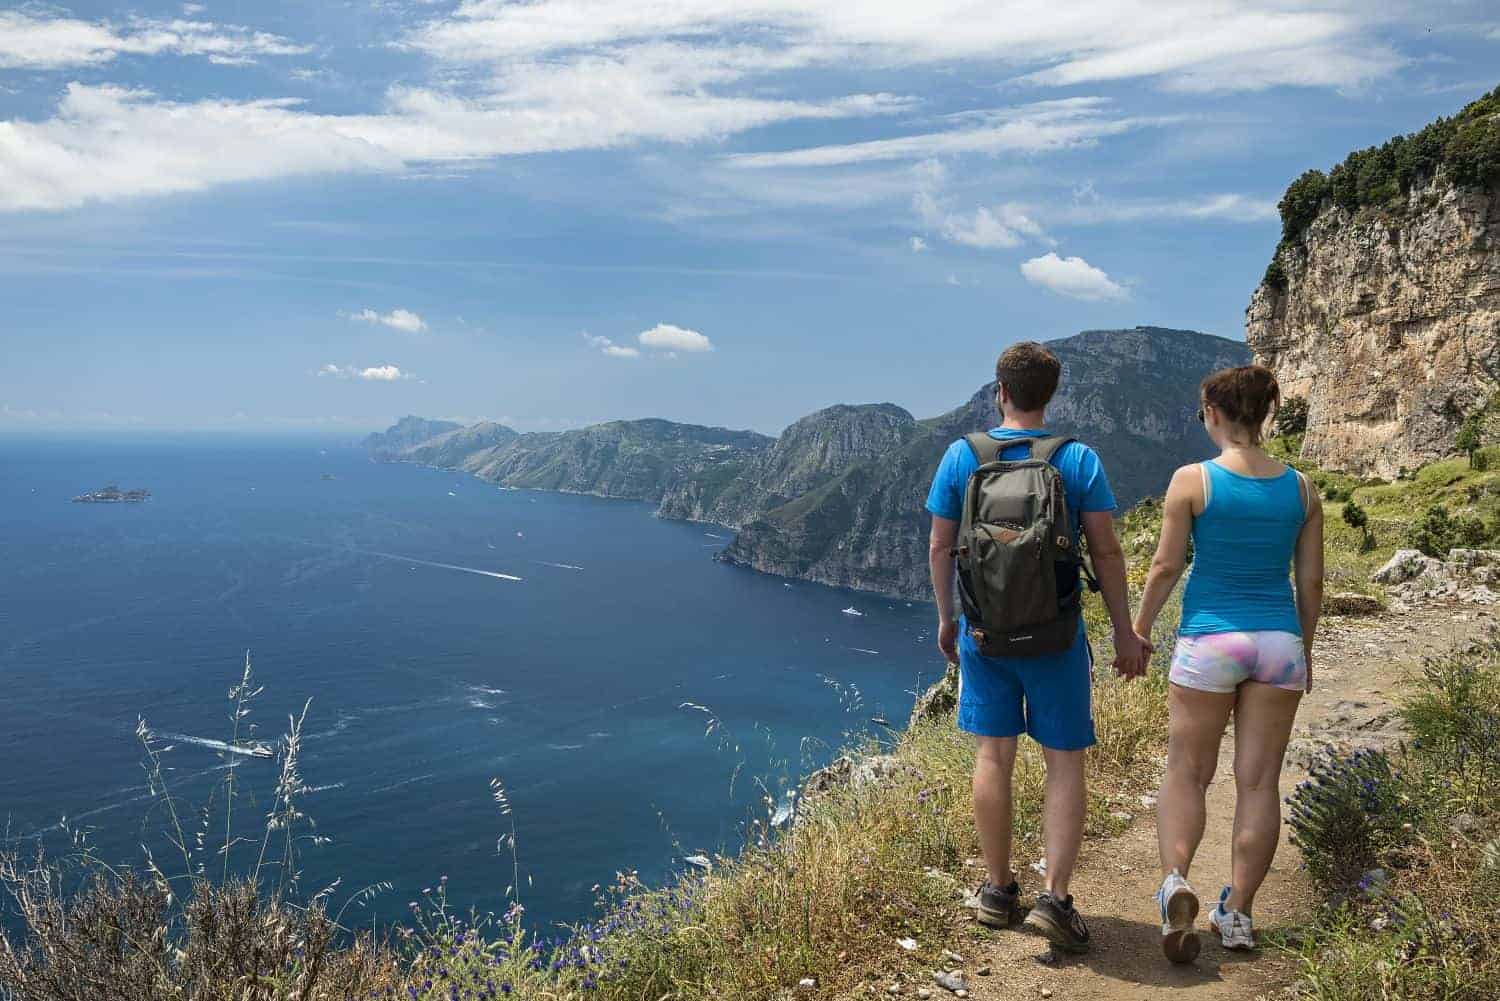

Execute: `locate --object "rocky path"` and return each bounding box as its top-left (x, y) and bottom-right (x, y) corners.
top-left (928, 604), bottom-right (1498, 1001)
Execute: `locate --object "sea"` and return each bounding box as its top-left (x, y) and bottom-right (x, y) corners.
top-left (0, 434), bottom-right (937, 933)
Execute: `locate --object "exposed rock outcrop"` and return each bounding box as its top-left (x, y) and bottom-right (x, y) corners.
top-left (1380, 547), bottom-right (1500, 609)
top-left (1247, 93), bottom-right (1500, 479)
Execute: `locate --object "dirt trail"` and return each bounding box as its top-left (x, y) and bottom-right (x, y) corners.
top-left (951, 604), bottom-right (1497, 1001)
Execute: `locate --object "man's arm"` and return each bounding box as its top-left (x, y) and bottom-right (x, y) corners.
top-left (1081, 510), bottom-right (1147, 678)
top-left (929, 515), bottom-right (959, 663)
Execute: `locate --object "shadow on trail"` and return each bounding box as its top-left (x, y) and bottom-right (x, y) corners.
top-left (995, 915), bottom-right (1280, 992)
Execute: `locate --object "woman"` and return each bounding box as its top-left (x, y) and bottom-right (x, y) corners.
top-left (1131, 365), bottom-right (1323, 963)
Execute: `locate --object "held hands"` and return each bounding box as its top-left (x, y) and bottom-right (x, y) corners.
top-left (1112, 628), bottom-right (1152, 680)
top-left (937, 618), bottom-right (959, 664)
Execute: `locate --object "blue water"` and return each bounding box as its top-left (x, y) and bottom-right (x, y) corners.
top-left (0, 434), bottom-right (936, 933)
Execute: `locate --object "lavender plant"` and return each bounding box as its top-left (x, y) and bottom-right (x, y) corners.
top-left (1286, 747), bottom-right (1414, 900)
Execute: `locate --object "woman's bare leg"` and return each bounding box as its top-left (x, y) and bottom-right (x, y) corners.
top-left (1158, 684), bottom-right (1236, 878)
top-left (1226, 682), bottom-right (1302, 915)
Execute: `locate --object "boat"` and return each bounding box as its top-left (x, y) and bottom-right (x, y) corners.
top-left (683, 854), bottom-right (712, 870)
top-left (870, 715), bottom-right (892, 727)
top-left (72, 485), bottom-right (149, 503)
top-left (247, 744), bottom-right (275, 759)
top-left (841, 606), bottom-right (863, 617)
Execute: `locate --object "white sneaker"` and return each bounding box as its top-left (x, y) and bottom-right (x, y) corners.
top-left (1209, 885), bottom-right (1255, 950)
top-left (1156, 871), bottom-right (1200, 964)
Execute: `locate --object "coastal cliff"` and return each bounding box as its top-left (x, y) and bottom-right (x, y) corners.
top-left (1247, 85), bottom-right (1500, 478)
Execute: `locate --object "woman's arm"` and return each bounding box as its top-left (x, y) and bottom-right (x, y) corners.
top-left (1294, 489), bottom-right (1325, 691)
top-left (1132, 465), bottom-right (1200, 640)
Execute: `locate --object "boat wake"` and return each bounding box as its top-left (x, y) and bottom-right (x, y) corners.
top-left (530, 560), bottom-right (585, 571)
top-left (159, 732), bottom-right (276, 759)
top-left (357, 549), bottom-right (524, 582)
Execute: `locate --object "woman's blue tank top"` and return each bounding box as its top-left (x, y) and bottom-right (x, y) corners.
top-left (1179, 459), bottom-right (1305, 636)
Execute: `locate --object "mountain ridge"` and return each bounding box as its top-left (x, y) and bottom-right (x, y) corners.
top-left (367, 326), bottom-right (1249, 598)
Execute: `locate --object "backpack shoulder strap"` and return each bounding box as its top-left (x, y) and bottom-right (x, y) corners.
top-left (964, 432), bottom-right (1005, 465)
top-left (1027, 435), bottom-right (1075, 464)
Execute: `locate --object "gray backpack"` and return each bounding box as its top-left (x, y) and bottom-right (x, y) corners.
top-left (951, 434), bottom-right (1097, 658)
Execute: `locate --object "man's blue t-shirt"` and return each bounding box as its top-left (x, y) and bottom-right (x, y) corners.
top-left (925, 428), bottom-right (1117, 538)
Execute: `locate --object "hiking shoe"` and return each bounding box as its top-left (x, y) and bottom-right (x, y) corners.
top-left (1156, 871), bottom-right (1201, 964)
top-left (1023, 891), bottom-right (1090, 953)
top-left (1209, 886), bottom-right (1255, 950)
top-left (976, 879), bottom-right (1021, 928)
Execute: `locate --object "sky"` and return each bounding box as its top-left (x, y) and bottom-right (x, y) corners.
top-left (1, 2), bottom-right (1497, 435)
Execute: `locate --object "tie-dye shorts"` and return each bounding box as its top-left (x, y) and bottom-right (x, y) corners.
top-left (1169, 631), bottom-right (1307, 694)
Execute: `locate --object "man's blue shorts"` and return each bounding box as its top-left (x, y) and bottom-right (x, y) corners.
top-left (956, 617), bottom-right (1096, 751)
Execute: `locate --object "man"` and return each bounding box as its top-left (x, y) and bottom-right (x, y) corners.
top-left (926, 340), bottom-right (1147, 954)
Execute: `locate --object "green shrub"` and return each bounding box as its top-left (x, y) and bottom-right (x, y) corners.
top-left (1342, 498), bottom-right (1374, 551)
top-left (1404, 634), bottom-right (1500, 808)
top-left (1457, 412), bottom-right (1484, 468)
top-left (1275, 395), bottom-right (1309, 436)
top-left (1278, 169), bottom-right (1330, 240)
top-left (1263, 251), bottom-right (1288, 290)
top-left (1407, 503), bottom-right (1489, 556)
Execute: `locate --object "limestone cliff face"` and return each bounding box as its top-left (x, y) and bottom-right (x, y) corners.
top-left (1248, 175), bottom-right (1500, 478)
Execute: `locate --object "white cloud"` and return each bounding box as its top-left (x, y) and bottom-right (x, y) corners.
top-left (728, 97), bottom-right (1161, 168)
top-left (638, 323), bottom-right (714, 353)
top-left (0, 12), bottom-right (309, 70)
top-left (1054, 192), bottom-right (1278, 224)
top-left (0, 75), bottom-right (903, 212)
top-left (317, 363), bottom-right (413, 381)
top-left (1019, 252), bottom-right (1127, 301)
top-left (0, 3), bottom-right (1415, 213)
top-left (913, 158), bottom-right (1050, 250)
top-left (348, 307), bottom-right (428, 332)
top-left (908, 236), bottom-right (927, 252)
top-left (583, 332), bottom-right (641, 359)
top-left (939, 203), bottom-right (1048, 248)
top-left (405, 1), bottom-right (1404, 95)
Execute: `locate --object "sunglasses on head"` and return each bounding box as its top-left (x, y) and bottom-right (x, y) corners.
top-left (1196, 406), bottom-right (1206, 424)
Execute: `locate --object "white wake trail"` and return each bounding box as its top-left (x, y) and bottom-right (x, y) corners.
top-left (359, 550), bottom-right (524, 582)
